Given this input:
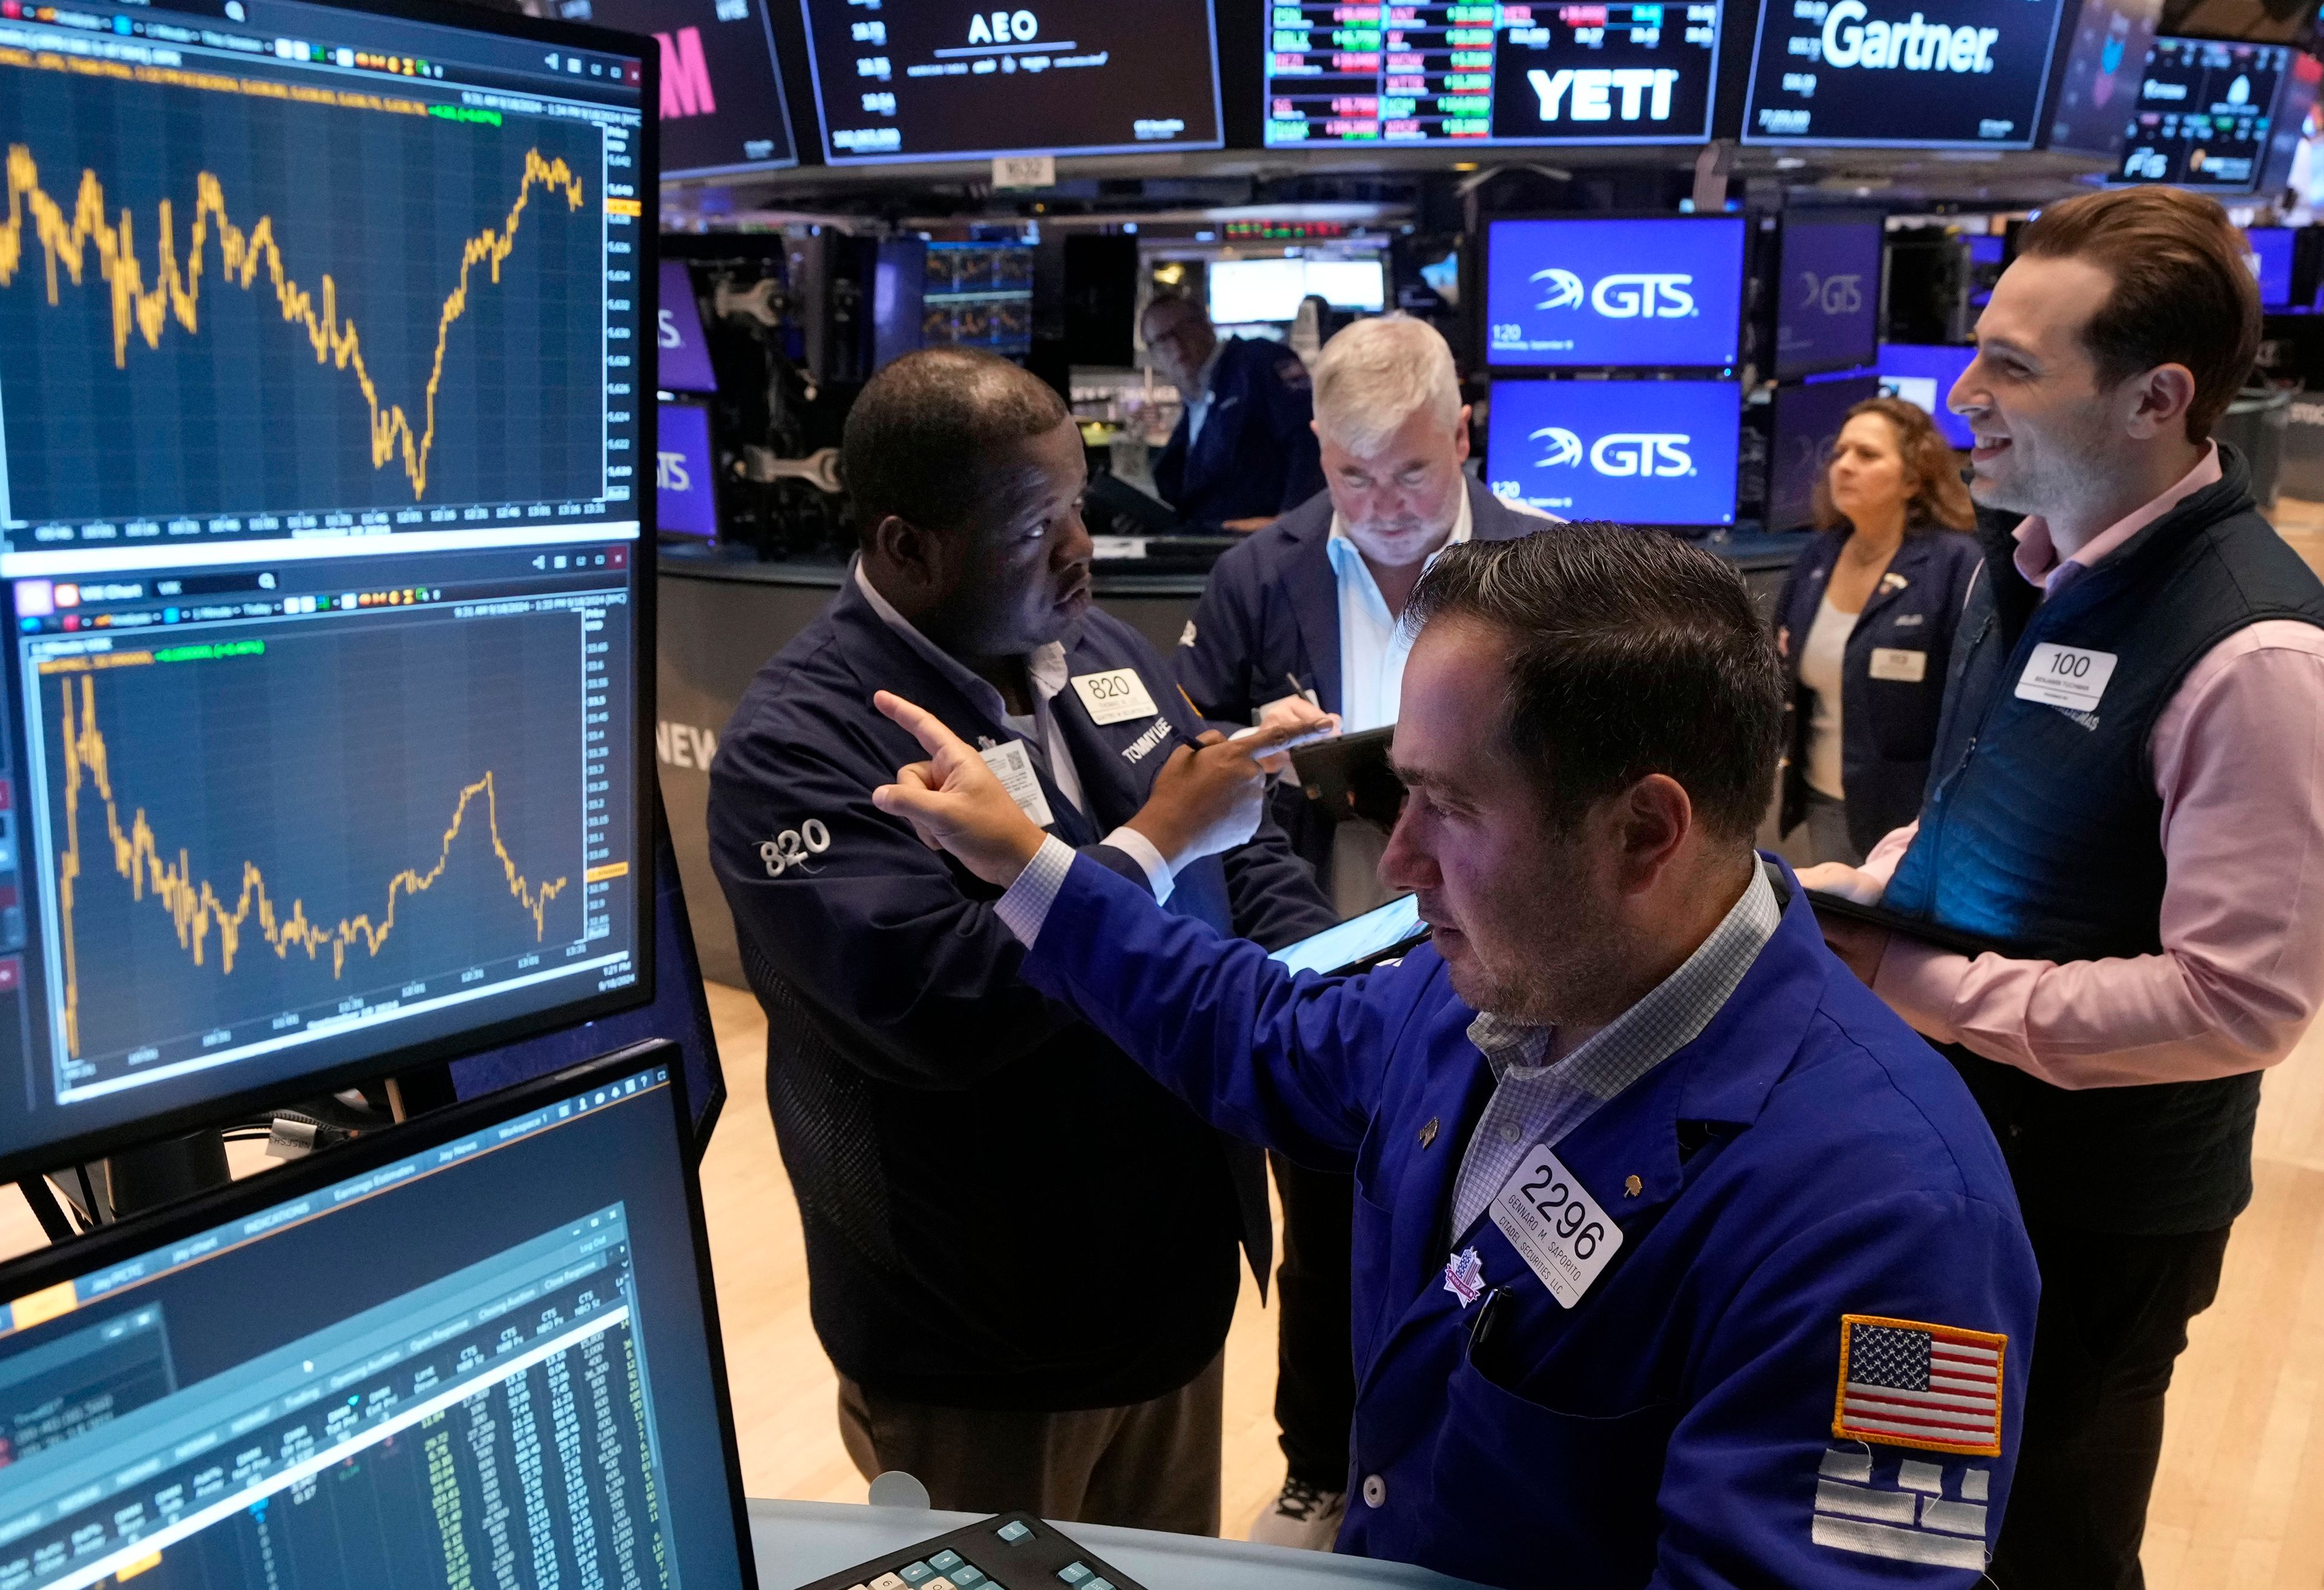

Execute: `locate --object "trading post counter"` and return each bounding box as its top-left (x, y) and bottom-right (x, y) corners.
top-left (656, 536), bottom-right (1808, 987)
top-left (749, 1498), bottom-right (1492, 1590)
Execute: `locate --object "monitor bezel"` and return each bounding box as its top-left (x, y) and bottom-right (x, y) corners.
top-left (0, 0), bottom-right (663, 1184)
top-left (1479, 210), bottom-right (1751, 375)
top-left (1481, 373), bottom-right (1747, 536)
top-left (0, 1040), bottom-right (760, 1590)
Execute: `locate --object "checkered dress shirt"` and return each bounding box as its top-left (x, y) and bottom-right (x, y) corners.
top-left (1449, 862), bottom-right (1782, 1235)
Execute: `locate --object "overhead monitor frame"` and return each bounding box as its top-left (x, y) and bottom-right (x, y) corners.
top-left (1480, 211), bottom-right (1750, 373)
top-left (1741, 0), bottom-right (2073, 149)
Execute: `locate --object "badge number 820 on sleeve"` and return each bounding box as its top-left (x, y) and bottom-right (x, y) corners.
top-left (761, 820), bottom-right (832, 877)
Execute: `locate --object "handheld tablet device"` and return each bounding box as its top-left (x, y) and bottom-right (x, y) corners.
top-left (1269, 895), bottom-right (1428, 978)
top-left (1289, 726), bottom-right (1402, 828)
top-left (1807, 891), bottom-right (1996, 960)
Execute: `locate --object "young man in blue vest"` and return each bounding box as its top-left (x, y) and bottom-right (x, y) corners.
top-left (872, 527), bottom-right (2038, 1590)
top-left (1808, 186), bottom-right (2324, 1588)
top-left (1172, 314), bottom-right (1556, 1546)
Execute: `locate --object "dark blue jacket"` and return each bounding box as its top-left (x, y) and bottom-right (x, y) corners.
top-left (706, 576), bottom-right (1337, 1408)
top-left (1152, 337), bottom-right (1325, 530)
top-left (1774, 528), bottom-right (1983, 856)
top-left (1019, 851), bottom-right (2037, 1589)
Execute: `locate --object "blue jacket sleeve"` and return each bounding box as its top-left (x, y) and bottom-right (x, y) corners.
top-left (1020, 852), bottom-right (1430, 1168)
top-left (1650, 1188), bottom-right (2037, 1589)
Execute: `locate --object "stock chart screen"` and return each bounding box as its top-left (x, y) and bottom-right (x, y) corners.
top-left (1485, 378), bottom-right (1741, 527)
top-left (1743, 0), bottom-right (2070, 148)
top-left (2117, 36), bottom-right (2291, 190)
top-left (800, 0), bottom-right (1224, 164)
top-left (0, 1056), bottom-right (755, 1590)
top-left (556, 0), bottom-right (800, 176)
top-left (0, 0), bottom-right (652, 1172)
top-left (1484, 215), bottom-right (1746, 369)
top-left (1264, 1), bottom-right (1721, 146)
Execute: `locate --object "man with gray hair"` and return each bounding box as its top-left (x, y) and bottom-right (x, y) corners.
top-left (1173, 312), bottom-right (1556, 1546)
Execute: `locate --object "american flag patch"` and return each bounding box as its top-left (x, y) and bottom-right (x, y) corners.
top-left (1833, 1315), bottom-right (2006, 1457)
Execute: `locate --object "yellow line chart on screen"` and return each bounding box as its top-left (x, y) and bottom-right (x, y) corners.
top-left (48, 666), bottom-right (570, 1061)
top-left (0, 143), bottom-right (587, 502)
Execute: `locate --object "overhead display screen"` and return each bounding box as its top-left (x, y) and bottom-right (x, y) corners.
top-left (1774, 215), bottom-right (1883, 378)
top-left (1263, 0), bottom-right (1722, 146)
top-left (2117, 36), bottom-right (2291, 189)
top-left (1485, 379), bottom-right (1741, 527)
top-left (1485, 215), bottom-right (1745, 369)
top-left (801, 0), bottom-right (1223, 163)
top-left (1877, 341), bottom-right (1977, 448)
top-left (557, 0), bottom-right (799, 176)
top-left (1744, 0), bottom-right (2071, 148)
top-left (2043, 0), bottom-right (2159, 157)
top-left (1768, 374), bottom-right (1882, 530)
top-left (1209, 258), bottom-right (1390, 323)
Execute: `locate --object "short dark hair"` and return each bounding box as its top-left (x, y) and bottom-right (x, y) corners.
top-left (842, 348), bottom-right (1069, 540)
top-left (1403, 526), bottom-right (1784, 844)
top-left (2017, 186), bottom-right (2259, 444)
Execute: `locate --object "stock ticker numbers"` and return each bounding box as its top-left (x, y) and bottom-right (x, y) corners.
top-left (0, 55), bottom-right (628, 530)
top-left (1264, 1), bottom-right (1721, 147)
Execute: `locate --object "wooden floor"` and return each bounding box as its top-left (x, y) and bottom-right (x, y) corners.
top-left (2, 981), bottom-right (2321, 1575)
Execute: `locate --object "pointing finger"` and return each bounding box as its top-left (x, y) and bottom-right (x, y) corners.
top-left (875, 691), bottom-right (975, 760)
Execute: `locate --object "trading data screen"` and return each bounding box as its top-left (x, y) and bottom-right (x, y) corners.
top-left (0, 1055), bottom-right (753, 1590)
top-left (1484, 215), bottom-right (1745, 370)
top-left (1744, 0), bottom-right (2069, 148)
top-left (2118, 36), bottom-right (2290, 189)
top-left (801, 0), bottom-right (1223, 164)
top-left (0, 0), bottom-right (652, 1172)
top-left (556, 0), bottom-right (799, 176)
top-left (1484, 378), bottom-right (1740, 527)
top-left (1264, 1), bottom-right (1721, 147)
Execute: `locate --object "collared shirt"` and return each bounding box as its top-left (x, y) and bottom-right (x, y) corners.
top-left (853, 563), bottom-right (1175, 902)
top-left (1448, 862), bottom-right (1781, 1234)
top-left (1859, 451), bottom-right (2324, 1088)
top-left (1325, 488), bottom-right (1474, 733)
top-left (1181, 343), bottom-right (1227, 447)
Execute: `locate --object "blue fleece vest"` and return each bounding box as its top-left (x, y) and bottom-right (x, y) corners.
top-left (1885, 447), bottom-right (2324, 1233)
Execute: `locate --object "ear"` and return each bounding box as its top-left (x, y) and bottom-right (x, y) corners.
top-left (2121, 363), bottom-right (2198, 442)
top-left (1609, 773), bottom-right (1693, 896)
top-left (867, 514), bottom-right (942, 590)
top-left (1453, 405), bottom-right (1474, 464)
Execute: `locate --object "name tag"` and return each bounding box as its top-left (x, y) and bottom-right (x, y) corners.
top-left (1070, 668), bottom-right (1158, 726)
top-left (1489, 1143), bottom-right (1624, 1309)
top-left (977, 740), bottom-right (1054, 829)
top-left (2014, 642), bottom-right (2118, 712)
top-left (1868, 647), bottom-right (1928, 683)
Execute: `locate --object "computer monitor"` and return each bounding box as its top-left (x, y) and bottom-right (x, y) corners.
top-left (556, 0), bottom-right (798, 177)
top-left (2040, 0), bottom-right (2161, 162)
top-left (921, 241), bottom-right (1035, 361)
top-left (656, 401), bottom-right (720, 537)
top-left (1207, 258), bottom-right (1389, 325)
top-left (1767, 374), bottom-right (1884, 533)
top-left (2117, 36), bottom-right (2293, 190)
top-left (1877, 342), bottom-right (1978, 448)
top-left (799, 0), bottom-right (1224, 164)
top-left (0, 0), bottom-right (659, 1178)
top-left (658, 261), bottom-right (720, 395)
top-left (1743, 0), bottom-right (2072, 148)
top-left (1774, 215), bottom-right (1884, 379)
top-left (2247, 226), bottom-right (2297, 309)
top-left (1483, 215), bottom-right (1747, 371)
top-left (0, 1045), bottom-right (755, 1590)
top-left (1484, 379), bottom-right (1741, 530)
top-left (1262, 0), bottom-right (1724, 148)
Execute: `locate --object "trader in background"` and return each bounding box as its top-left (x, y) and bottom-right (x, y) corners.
top-left (1172, 313), bottom-right (1552, 1549)
top-left (706, 348), bottom-right (1337, 1532)
top-left (872, 527), bottom-right (2038, 1590)
top-left (1807, 185), bottom-right (2324, 1589)
top-left (1144, 292), bottom-right (1324, 533)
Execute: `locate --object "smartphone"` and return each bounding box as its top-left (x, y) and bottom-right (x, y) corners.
top-left (1268, 894), bottom-right (1428, 977)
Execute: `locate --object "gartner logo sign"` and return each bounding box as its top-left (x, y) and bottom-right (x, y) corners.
top-left (1744, 0), bottom-right (2069, 148)
top-left (1486, 381), bottom-right (1739, 527)
top-left (1486, 217), bottom-right (1745, 369)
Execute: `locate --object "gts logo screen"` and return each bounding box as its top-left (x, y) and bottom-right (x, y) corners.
top-left (1486, 379), bottom-right (1741, 528)
top-left (1485, 215), bottom-right (1745, 370)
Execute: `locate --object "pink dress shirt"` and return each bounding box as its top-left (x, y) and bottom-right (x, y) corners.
top-left (1859, 446), bottom-right (2324, 1089)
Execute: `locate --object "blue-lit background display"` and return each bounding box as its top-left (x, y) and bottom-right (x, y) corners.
top-left (2118, 36), bottom-right (2289, 190)
top-left (1768, 374), bottom-right (1882, 530)
top-left (1877, 342), bottom-right (1977, 448)
top-left (2248, 226), bottom-right (2296, 309)
top-left (657, 401), bottom-right (717, 537)
top-left (1775, 217), bottom-right (1884, 378)
top-left (1485, 216), bottom-right (1745, 369)
top-left (1744, 0), bottom-right (2070, 148)
top-left (1485, 379), bottom-right (1741, 526)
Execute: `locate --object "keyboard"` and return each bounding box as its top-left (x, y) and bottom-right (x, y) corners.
top-left (793, 1511), bottom-right (1152, 1590)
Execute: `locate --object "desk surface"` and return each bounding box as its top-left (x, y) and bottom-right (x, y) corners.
top-left (746, 1499), bottom-right (1488, 1590)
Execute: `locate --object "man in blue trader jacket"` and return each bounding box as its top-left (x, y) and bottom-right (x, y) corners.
top-left (1145, 294), bottom-right (1324, 532)
top-left (868, 526), bottom-right (2041, 1589)
top-left (706, 348), bottom-right (1336, 1532)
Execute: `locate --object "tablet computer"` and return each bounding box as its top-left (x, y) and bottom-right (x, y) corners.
top-left (1806, 890), bottom-right (1996, 959)
top-left (1269, 894), bottom-right (1428, 977)
top-left (1290, 724), bottom-right (1402, 827)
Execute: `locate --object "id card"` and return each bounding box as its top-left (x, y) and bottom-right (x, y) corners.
top-left (2014, 643), bottom-right (2118, 712)
top-left (1071, 668), bottom-right (1158, 726)
top-left (1868, 647), bottom-right (1927, 683)
top-left (978, 740), bottom-right (1055, 829)
top-left (1489, 1143), bottom-right (1624, 1309)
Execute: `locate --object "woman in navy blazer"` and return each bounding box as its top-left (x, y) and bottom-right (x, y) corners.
top-left (1774, 396), bottom-right (1980, 862)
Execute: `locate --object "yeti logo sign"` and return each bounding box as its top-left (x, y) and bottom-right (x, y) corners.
top-left (1527, 269), bottom-right (1698, 319)
top-left (1799, 272), bottom-right (1864, 315)
top-left (1526, 67), bottom-right (1682, 123)
top-left (1531, 429), bottom-right (1695, 478)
